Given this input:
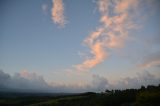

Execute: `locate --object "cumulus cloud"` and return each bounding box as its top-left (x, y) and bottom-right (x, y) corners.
top-left (110, 71), bottom-right (160, 89)
top-left (51, 71), bottom-right (160, 92)
top-left (50, 74), bottom-right (109, 93)
top-left (0, 70), bottom-right (52, 92)
top-left (51, 0), bottom-right (66, 27)
top-left (75, 0), bottom-right (141, 71)
top-left (90, 74), bottom-right (109, 92)
top-left (0, 70), bottom-right (159, 93)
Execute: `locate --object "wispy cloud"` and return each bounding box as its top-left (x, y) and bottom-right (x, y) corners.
top-left (42, 4), bottom-right (48, 14)
top-left (114, 0), bottom-right (138, 13)
top-left (75, 0), bottom-right (140, 71)
top-left (139, 52), bottom-right (160, 69)
top-left (51, 0), bottom-right (66, 27)
top-left (75, 30), bottom-right (108, 70)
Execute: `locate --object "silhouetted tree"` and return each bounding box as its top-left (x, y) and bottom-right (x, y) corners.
top-left (140, 85), bottom-right (145, 91)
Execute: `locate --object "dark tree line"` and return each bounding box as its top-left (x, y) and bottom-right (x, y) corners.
top-left (102, 84), bottom-right (160, 106)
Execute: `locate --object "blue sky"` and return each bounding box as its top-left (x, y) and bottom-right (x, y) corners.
top-left (0, 0), bottom-right (160, 92)
top-left (0, 0), bottom-right (97, 71)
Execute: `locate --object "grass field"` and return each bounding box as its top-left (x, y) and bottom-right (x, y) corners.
top-left (0, 85), bottom-right (160, 106)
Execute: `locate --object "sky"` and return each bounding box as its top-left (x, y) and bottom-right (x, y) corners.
top-left (0, 0), bottom-right (160, 93)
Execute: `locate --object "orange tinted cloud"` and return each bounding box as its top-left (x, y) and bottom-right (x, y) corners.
top-left (51, 0), bottom-right (66, 27)
top-left (20, 70), bottom-right (37, 80)
top-left (97, 0), bottom-right (109, 14)
top-left (139, 52), bottom-right (160, 69)
top-left (114, 0), bottom-right (138, 13)
top-left (76, 41), bottom-right (107, 71)
top-left (141, 60), bottom-right (160, 69)
top-left (75, 0), bottom-right (139, 71)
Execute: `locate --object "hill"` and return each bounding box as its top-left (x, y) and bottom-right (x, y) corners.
top-left (0, 84), bottom-right (160, 106)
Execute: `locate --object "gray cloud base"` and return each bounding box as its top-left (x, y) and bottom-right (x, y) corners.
top-left (0, 70), bottom-right (159, 93)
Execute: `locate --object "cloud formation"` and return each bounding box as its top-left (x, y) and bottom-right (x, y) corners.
top-left (139, 52), bottom-right (160, 69)
top-left (75, 0), bottom-right (140, 71)
top-left (42, 4), bottom-right (48, 14)
top-left (0, 70), bottom-right (52, 92)
top-left (110, 71), bottom-right (160, 89)
top-left (51, 0), bottom-right (66, 27)
top-left (54, 71), bottom-right (160, 92)
top-left (0, 70), bottom-right (159, 93)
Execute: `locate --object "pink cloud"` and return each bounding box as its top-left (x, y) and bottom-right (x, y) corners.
top-left (75, 0), bottom-right (140, 71)
top-left (51, 0), bottom-right (66, 27)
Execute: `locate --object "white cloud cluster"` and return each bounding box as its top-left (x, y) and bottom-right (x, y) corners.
top-left (0, 70), bottom-right (159, 93)
top-left (0, 70), bottom-right (52, 92)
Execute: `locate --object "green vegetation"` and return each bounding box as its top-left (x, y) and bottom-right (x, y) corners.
top-left (0, 85), bottom-right (160, 106)
top-left (134, 85), bottom-right (160, 106)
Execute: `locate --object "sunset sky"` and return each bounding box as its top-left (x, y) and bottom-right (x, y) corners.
top-left (0, 0), bottom-right (160, 92)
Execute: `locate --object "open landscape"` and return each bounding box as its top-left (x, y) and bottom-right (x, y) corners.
top-left (0, 0), bottom-right (160, 105)
top-left (0, 84), bottom-right (160, 106)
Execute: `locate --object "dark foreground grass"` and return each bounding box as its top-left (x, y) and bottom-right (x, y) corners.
top-left (0, 85), bottom-right (160, 106)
